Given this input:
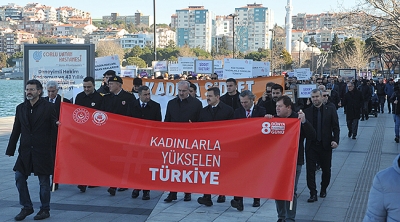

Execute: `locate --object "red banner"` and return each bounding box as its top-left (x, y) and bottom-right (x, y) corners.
top-left (54, 103), bottom-right (300, 201)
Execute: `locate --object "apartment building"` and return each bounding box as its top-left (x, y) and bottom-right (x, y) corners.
top-left (175, 6), bottom-right (215, 52)
top-left (233, 3), bottom-right (274, 52)
top-left (102, 11), bottom-right (153, 27)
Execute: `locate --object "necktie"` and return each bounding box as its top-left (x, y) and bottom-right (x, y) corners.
top-left (50, 98), bottom-right (54, 103)
top-left (246, 110), bottom-right (251, 118)
top-left (141, 103), bottom-right (146, 108)
top-left (317, 107), bottom-right (322, 141)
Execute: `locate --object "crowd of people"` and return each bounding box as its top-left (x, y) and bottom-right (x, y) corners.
top-left (5, 70), bottom-right (400, 221)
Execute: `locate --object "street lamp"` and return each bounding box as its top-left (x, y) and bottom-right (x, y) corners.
top-left (229, 13), bottom-right (237, 59)
top-left (269, 29), bottom-right (275, 74)
top-left (153, 0), bottom-right (156, 61)
top-left (311, 44), bottom-right (314, 73)
top-left (298, 38), bottom-right (302, 68)
top-left (329, 50), bottom-right (333, 76)
top-left (280, 54), bottom-right (283, 75)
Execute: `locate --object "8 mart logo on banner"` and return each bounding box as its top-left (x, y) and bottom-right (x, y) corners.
top-left (261, 122), bottom-right (286, 135)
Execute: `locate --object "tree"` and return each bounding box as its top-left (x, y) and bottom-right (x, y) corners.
top-left (0, 52), bottom-right (7, 68)
top-left (37, 36), bottom-right (56, 44)
top-left (95, 41), bottom-right (124, 64)
top-left (333, 38), bottom-right (370, 74)
top-left (309, 37), bottom-right (318, 47)
top-left (125, 45), bottom-right (143, 58)
top-left (7, 51), bottom-right (23, 67)
top-left (125, 57), bottom-right (147, 68)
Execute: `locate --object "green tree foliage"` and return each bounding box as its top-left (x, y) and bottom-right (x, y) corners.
top-left (280, 49), bottom-right (293, 69)
top-left (37, 36), bottom-right (56, 44)
top-left (0, 52), bottom-right (7, 69)
top-left (244, 48), bottom-right (268, 61)
top-left (125, 57), bottom-right (147, 68)
top-left (7, 51), bottom-right (23, 67)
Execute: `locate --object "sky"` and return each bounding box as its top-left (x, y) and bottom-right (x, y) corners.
top-left (11, 0), bottom-right (358, 26)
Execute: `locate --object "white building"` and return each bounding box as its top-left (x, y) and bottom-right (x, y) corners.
top-left (175, 6), bottom-right (215, 52)
top-left (155, 28), bottom-right (176, 48)
top-left (234, 3), bottom-right (274, 53)
top-left (120, 33), bottom-right (151, 49)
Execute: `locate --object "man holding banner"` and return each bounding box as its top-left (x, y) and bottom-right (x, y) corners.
top-left (164, 81), bottom-right (203, 202)
top-left (231, 90), bottom-right (266, 211)
top-left (265, 96), bottom-right (316, 221)
top-left (197, 87), bottom-right (234, 206)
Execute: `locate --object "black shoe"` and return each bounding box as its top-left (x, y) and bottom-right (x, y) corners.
top-left (33, 210), bottom-right (50, 220)
top-left (197, 196), bottom-right (213, 206)
top-left (15, 208), bottom-right (34, 221)
top-left (131, 189), bottom-right (140, 198)
top-left (352, 135), bottom-right (356, 139)
top-left (107, 188), bottom-right (116, 196)
top-left (217, 195), bottom-right (226, 203)
top-left (395, 137), bottom-right (399, 143)
top-left (164, 193), bottom-right (177, 202)
top-left (320, 190), bottom-right (327, 198)
top-left (184, 193), bottom-right (191, 201)
top-left (88, 186), bottom-right (98, 188)
top-left (348, 131), bottom-right (352, 138)
top-left (77, 185), bottom-right (86, 193)
top-left (117, 188), bottom-right (128, 192)
top-left (230, 199), bottom-right (244, 211)
top-left (54, 183), bottom-right (59, 190)
top-left (252, 199), bottom-right (260, 207)
top-left (366, 116), bottom-right (369, 120)
top-left (142, 191), bottom-right (150, 200)
top-left (360, 118), bottom-right (364, 121)
top-left (277, 219), bottom-right (284, 222)
top-left (307, 194), bottom-right (318, 202)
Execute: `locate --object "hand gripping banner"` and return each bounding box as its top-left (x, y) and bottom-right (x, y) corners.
top-left (54, 103), bottom-right (300, 201)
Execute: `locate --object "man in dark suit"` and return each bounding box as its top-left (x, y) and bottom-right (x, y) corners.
top-left (6, 79), bottom-right (57, 221)
top-left (304, 89), bottom-right (340, 203)
top-left (44, 81), bottom-right (71, 119)
top-left (164, 81), bottom-right (203, 202)
top-left (220, 78), bottom-right (241, 111)
top-left (129, 85), bottom-right (161, 200)
top-left (97, 70), bottom-right (116, 95)
top-left (101, 76), bottom-right (136, 195)
top-left (230, 90), bottom-right (266, 211)
top-left (74, 77), bottom-right (104, 193)
top-left (197, 87), bottom-right (234, 207)
top-left (265, 95), bottom-right (315, 222)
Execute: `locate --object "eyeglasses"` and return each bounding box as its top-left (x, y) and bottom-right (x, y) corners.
top-left (211, 77), bottom-right (217, 80)
top-left (322, 95), bottom-right (329, 97)
top-left (266, 91), bottom-right (271, 93)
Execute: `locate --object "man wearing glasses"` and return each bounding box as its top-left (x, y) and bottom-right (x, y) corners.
top-left (342, 82), bottom-right (363, 139)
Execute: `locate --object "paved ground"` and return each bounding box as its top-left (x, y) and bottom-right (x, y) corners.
top-left (0, 108), bottom-right (398, 222)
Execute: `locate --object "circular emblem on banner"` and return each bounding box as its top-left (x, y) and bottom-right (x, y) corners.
top-left (73, 108), bottom-right (90, 124)
top-left (92, 111), bottom-right (108, 126)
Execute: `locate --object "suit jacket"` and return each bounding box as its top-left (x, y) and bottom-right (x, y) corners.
top-left (234, 104), bottom-right (266, 119)
top-left (75, 90), bottom-right (103, 110)
top-left (164, 95), bottom-right (202, 122)
top-left (44, 94), bottom-right (71, 119)
top-left (6, 98), bottom-right (57, 176)
top-left (304, 104), bottom-right (340, 150)
top-left (199, 101), bottom-right (234, 122)
top-left (128, 99), bottom-right (162, 121)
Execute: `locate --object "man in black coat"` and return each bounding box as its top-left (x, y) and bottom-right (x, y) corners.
top-left (197, 87), bottom-right (234, 207)
top-left (375, 78), bottom-right (386, 113)
top-left (97, 70), bottom-right (116, 95)
top-left (359, 79), bottom-right (371, 120)
top-left (101, 76), bottom-right (135, 195)
top-left (129, 85), bottom-right (161, 200)
top-left (6, 79), bottom-right (57, 221)
top-left (265, 96), bottom-right (315, 221)
top-left (230, 90), bottom-right (266, 211)
top-left (164, 81), bottom-right (203, 202)
top-left (304, 89), bottom-right (340, 203)
top-left (75, 77), bottom-right (103, 110)
top-left (342, 82), bottom-right (363, 139)
top-left (74, 77), bottom-right (104, 193)
top-left (261, 84), bottom-right (283, 115)
top-left (220, 78), bottom-right (241, 111)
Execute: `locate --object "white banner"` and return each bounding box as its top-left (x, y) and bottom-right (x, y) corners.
top-left (178, 57), bottom-right (197, 72)
top-left (223, 59), bottom-right (253, 79)
top-left (168, 63), bottom-right (181, 75)
top-left (294, 68), bottom-right (311, 80)
top-left (287, 72), bottom-right (295, 77)
top-left (214, 60), bottom-right (223, 69)
top-left (29, 49), bottom-right (88, 100)
top-left (214, 68), bottom-right (224, 79)
top-left (152, 61), bottom-right (168, 72)
top-left (297, 84), bottom-right (317, 98)
top-left (195, 60), bottom-right (214, 74)
top-left (94, 55), bottom-right (121, 79)
top-left (120, 69), bottom-right (136, 77)
top-left (252, 61), bottom-right (270, 77)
